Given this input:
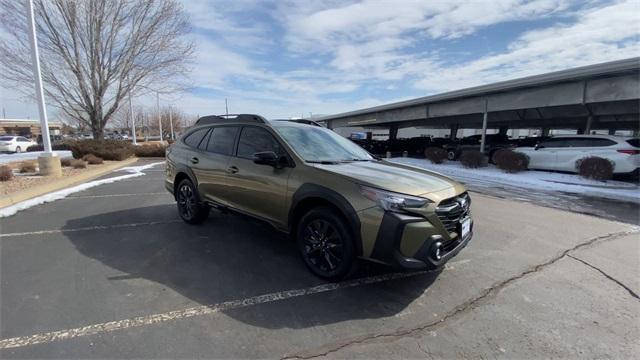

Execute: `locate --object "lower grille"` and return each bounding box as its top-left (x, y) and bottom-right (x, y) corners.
top-left (435, 193), bottom-right (471, 234)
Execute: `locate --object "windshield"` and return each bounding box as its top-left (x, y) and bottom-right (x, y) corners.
top-left (274, 125), bottom-right (373, 162)
top-left (0, 136), bottom-right (15, 141)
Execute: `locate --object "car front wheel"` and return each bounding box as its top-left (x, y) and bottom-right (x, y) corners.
top-left (176, 178), bottom-right (209, 224)
top-left (15, 146), bottom-right (21, 153)
top-left (447, 150), bottom-right (456, 161)
top-left (296, 207), bottom-right (355, 281)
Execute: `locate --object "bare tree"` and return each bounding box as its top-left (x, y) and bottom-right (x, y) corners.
top-left (110, 104), bottom-right (193, 138)
top-left (0, 0), bottom-right (194, 139)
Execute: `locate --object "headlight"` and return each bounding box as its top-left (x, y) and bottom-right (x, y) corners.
top-left (360, 185), bottom-right (430, 213)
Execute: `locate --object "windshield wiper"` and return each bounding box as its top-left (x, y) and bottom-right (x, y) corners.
top-left (306, 160), bottom-right (341, 164)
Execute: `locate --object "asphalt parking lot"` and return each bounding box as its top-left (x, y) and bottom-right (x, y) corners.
top-left (1, 159), bottom-right (638, 359)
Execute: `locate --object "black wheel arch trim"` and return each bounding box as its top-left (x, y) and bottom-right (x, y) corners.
top-left (289, 183), bottom-right (363, 256)
top-left (172, 165), bottom-right (199, 199)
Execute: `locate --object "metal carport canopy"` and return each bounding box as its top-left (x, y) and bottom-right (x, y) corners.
top-left (316, 58), bottom-right (640, 142)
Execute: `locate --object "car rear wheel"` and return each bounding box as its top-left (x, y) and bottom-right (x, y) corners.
top-left (296, 207), bottom-right (355, 281)
top-left (447, 150), bottom-right (456, 161)
top-left (15, 146), bottom-right (21, 153)
top-left (176, 178), bottom-right (209, 224)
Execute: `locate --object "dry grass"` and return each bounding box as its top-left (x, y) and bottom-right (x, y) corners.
top-left (0, 165), bottom-right (13, 181)
top-left (82, 154), bottom-right (104, 164)
top-left (70, 159), bottom-right (87, 169)
top-left (0, 161), bottom-right (116, 196)
top-left (19, 162), bottom-right (37, 173)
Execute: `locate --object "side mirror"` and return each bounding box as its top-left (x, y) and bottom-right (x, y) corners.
top-left (253, 151), bottom-right (282, 168)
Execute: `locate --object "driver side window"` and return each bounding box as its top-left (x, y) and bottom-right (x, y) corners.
top-left (237, 127), bottom-right (284, 159)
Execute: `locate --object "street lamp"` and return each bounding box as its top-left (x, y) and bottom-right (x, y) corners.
top-left (168, 105), bottom-right (175, 140)
top-left (130, 84), bottom-right (168, 143)
top-left (128, 86), bottom-right (137, 145)
top-left (27, 0), bottom-right (61, 176)
top-left (156, 91), bottom-right (163, 143)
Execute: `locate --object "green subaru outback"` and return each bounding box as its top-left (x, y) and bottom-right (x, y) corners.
top-left (165, 114), bottom-right (473, 280)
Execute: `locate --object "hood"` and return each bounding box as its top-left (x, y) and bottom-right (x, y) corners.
top-left (312, 160), bottom-right (459, 196)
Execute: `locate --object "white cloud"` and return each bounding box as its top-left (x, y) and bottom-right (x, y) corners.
top-left (3, 0), bottom-right (637, 121)
top-left (280, 0), bottom-right (570, 78)
top-left (413, 0), bottom-right (640, 92)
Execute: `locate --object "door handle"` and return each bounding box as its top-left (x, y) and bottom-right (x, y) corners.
top-left (190, 157), bottom-right (199, 164)
top-left (227, 166), bottom-right (239, 174)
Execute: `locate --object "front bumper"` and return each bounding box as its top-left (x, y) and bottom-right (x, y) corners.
top-left (368, 211), bottom-right (473, 270)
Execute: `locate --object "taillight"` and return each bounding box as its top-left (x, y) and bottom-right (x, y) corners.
top-left (617, 149), bottom-right (640, 155)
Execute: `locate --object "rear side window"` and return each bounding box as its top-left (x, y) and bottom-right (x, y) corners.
top-left (584, 138), bottom-right (616, 147)
top-left (206, 127), bottom-right (239, 155)
top-left (539, 138), bottom-right (569, 148)
top-left (183, 128), bottom-right (209, 148)
top-left (627, 138), bottom-right (640, 147)
top-left (237, 127), bottom-right (285, 159)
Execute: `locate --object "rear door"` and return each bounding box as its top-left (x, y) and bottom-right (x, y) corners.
top-left (193, 126), bottom-right (240, 206)
top-left (17, 137), bottom-right (31, 150)
top-left (554, 138), bottom-right (617, 172)
top-left (225, 126), bottom-right (293, 226)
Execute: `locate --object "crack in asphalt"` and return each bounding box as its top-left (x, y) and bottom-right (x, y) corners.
top-left (567, 254), bottom-right (639, 300)
top-left (281, 227), bottom-right (640, 360)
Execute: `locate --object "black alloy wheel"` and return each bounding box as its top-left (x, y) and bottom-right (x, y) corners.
top-left (297, 207), bottom-right (355, 280)
top-left (176, 179), bottom-right (209, 224)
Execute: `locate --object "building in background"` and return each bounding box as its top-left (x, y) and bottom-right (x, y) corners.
top-left (0, 118), bottom-right (62, 137)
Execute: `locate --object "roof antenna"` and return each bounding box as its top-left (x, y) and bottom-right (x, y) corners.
top-left (225, 98), bottom-right (229, 116)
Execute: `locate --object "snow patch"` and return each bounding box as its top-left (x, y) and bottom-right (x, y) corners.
top-left (390, 158), bottom-right (640, 203)
top-left (0, 161), bottom-right (164, 218)
top-left (0, 151), bottom-right (72, 165)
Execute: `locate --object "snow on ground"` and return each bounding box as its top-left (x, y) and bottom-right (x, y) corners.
top-left (0, 151), bottom-right (73, 165)
top-left (0, 161), bottom-right (163, 218)
top-left (390, 157), bottom-right (640, 203)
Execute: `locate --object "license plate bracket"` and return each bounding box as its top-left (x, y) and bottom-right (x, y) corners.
top-left (460, 217), bottom-right (471, 238)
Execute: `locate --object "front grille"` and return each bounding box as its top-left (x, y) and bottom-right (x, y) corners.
top-left (435, 192), bottom-right (471, 234)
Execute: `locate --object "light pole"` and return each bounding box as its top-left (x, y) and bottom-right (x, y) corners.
top-left (168, 105), bottom-right (175, 140)
top-left (128, 89), bottom-right (137, 145)
top-left (156, 91), bottom-right (163, 143)
top-left (27, 0), bottom-right (60, 176)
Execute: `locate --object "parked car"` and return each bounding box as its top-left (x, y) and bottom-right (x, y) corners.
top-left (37, 134), bottom-right (64, 145)
top-left (515, 135), bottom-right (640, 174)
top-left (166, 114), bottom-right (473, 280)
top-left (444, 134), bottom-right (513, 161)
top-left (0, 135), bottom-right (37, 153)
top-left (510, 136), bottom-right (550, 148)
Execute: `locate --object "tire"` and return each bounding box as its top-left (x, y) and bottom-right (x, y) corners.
top-left (447, 150), bottom-right (456, 161)
top-left (175, 178), bottom-right (209, 224)
top-left (15, 146), bottom-right (21, 153)
top-left (296, 207), bottom-right (356, 281)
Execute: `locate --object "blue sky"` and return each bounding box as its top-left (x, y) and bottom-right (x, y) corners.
top-left (1, 0), bottom-right (639, 120)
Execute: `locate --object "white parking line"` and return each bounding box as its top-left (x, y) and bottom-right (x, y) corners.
top-left (65, 192), bottom-right (167, 199)
top-left (0, 270), bottom-right (430, 349)
top-left (0, 220), bottom-right (182, 238)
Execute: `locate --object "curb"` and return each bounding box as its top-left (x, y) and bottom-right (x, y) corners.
top-left (542, 179), bottom-right (639, 190)
top-left (0, 157), bottom-right (139, 209)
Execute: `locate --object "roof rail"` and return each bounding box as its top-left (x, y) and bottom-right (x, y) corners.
top-left (195, 114), bottom-right (267, 126)
top-left (273, 119), bottom-right (323, 127)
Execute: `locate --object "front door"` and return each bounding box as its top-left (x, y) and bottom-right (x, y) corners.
top-left (226, 126), bottom-right (292, 226)
top-left (529, 138), bottom-right (563, 170)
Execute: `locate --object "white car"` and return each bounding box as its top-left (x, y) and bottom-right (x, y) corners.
top-left (0, 135), bottom-right (38, 153)
top-left (516, 135), bottom-right (640, 174)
